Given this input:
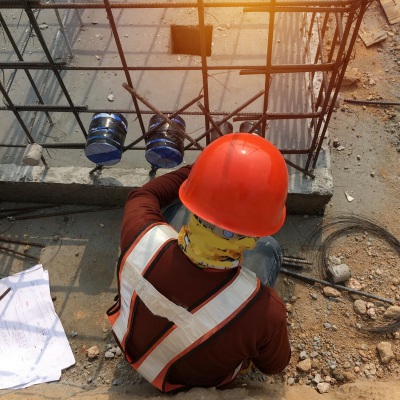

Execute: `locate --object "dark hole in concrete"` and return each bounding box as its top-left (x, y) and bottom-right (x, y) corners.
top-left (170, 25), bottom-right (213, 56)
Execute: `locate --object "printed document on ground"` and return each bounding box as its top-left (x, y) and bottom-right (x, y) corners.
top-left (0, 264), bottom-right (75, 389)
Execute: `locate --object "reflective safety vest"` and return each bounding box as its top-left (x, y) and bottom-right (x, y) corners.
top-left (107, 222), bottom-right (261, 392)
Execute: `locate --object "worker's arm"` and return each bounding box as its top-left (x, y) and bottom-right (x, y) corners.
top-left (120, 165), bottom-right (192, 251)
top-left (252, 290), bottom-right (291, 374)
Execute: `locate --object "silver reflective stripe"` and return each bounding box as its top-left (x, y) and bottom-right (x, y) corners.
top-left (137, 267), bottom-right (257, 384)
top-left (112, 224), bottom-right (178, 342)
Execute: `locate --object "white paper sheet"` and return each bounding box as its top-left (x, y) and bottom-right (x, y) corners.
top-left (0, 264), bottom-right (75, 390)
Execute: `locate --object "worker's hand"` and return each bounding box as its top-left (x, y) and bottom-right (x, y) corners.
top-left (239, 359), bottom-right (253, 375)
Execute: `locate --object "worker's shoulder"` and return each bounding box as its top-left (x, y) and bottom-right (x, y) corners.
top-left (240, 285), bottom-right (287, 328)
top-left (258, 285), bottom-right (286, 309)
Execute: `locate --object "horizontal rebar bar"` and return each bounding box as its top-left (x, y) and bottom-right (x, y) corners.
top-left (0, 105), bottom-right (88, 112)
top-left (1, 1), bottom-right (356, 12)
top-left (282, 262), bottom-right (305, 270)
top-left (0, 245), bottom-right (41, 262)
top-left (0, 105), bottom-right (322, 122)
top-left (7, 206), bottom-right (122, 221)
top-left (0, 237), bottom-right (45, 248)
top-left (0, 142), bottom-right (311, 155)
top-left (282, 256), bottom-right (312, 265)
top-left (0, 62), bottom-right (336, 74)
top-left (280, 268), bottom-right (395, 305)
top-left (344, 99), bottom-right (400, 106)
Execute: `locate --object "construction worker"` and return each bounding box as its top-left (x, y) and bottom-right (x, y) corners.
top-left (107, 133), bottom-right (291, 393)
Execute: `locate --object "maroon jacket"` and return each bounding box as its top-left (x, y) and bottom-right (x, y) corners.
top-left (118, 165), bottom-right (291, 389)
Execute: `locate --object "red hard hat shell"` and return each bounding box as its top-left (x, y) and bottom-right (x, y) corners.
top-left (179, 133), bottom-right (288, 237)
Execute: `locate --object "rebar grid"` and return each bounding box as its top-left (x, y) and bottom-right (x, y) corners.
top-left (0, 0), bottom-right (371, 174)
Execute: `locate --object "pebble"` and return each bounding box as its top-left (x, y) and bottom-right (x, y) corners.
top-left (286, 303), bottom-right (294, 313)
top-left (313, 373), bottom-right (322, 384)
top-left (87, 345), bottom-right (100, 359)
top-left (383, 306), bottom-right (400, 319)
top-left (323, 287), bottom-right (342, 298)
top-left (342, 361), bottom-right (351, 369)
top-left (299, 351), bottom-right (308, 360)
top-left (353, 299), bottom-right (367, 315)
top-left (343, 371), bottom-right (356, 382)
top-left (333, 372), bottom-right (345, 382)
top-left (105, 351), bottom-right (115, 359)
top-left (367, 307), bottom-right (377, 319)
top-left (296, 358), bottom-right (312, 373)
top-left (376, 342), bottom-right (395, 364)
top-left (317, 382), bottom-right (331, 393)
top-left (287, 377), bottom-right (295, 385)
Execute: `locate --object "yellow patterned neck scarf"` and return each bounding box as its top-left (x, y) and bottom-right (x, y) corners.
top-left (178, 213), bottom-right (258, 269)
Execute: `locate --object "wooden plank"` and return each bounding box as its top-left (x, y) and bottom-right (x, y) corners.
top-left (380, 0), bottom-right (400, 24)
top-left (358, 14), bottom-right (387, 47)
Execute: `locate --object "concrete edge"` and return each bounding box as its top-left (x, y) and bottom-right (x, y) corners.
top-left (0, 150), bottom-right (333, 215)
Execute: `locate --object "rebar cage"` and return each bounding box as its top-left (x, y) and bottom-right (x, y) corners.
top-left (0, 0), bottom-right (371, 175)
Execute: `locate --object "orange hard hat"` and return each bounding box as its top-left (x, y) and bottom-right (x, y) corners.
top-left (179, 133), bottom-right (288, 237)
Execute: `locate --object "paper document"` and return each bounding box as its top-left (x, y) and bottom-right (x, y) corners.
top-left (0, 264), bottom-right (75, 390)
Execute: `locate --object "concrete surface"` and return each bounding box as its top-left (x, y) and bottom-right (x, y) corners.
top-left (0, 145), bottom-right (333, 214)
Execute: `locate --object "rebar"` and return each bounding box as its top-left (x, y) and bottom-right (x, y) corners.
top-left (0, 237), bottom-right (45, 247)
top-left (122, 83), bottom-right (204, 150)
top-left (0, 245), bottom-right (41, 261)
top-left (280, 268), bottom-right (395, 305)
top-left (1, 1), bottom-right (359, 11)
top-left (344, 99), bottom-right (400, 106)
top-left (6, 206), bottom-right (121, 221)
top-left (123, 94), bottom-right (204, 152)
top-left (184, 90), bottom-right (265, 150)
top-left (0, 0), bottom-right (371, 177)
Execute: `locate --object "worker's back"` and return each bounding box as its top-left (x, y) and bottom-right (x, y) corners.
top-left (111, 229), bottom-right (290, 390)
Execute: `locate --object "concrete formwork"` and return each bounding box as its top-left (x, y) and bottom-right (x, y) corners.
top-left (0, 1), bottom-right (370, 212)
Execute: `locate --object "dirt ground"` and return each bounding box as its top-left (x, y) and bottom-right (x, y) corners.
top-left (1, 2), bottom-right (400, 399)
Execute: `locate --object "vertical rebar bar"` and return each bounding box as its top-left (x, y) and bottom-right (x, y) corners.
top-left (196, 0), bottom-right (211, 134)
top-left (53, 3), bottom-right (73, 58)
top-left (0, 80), bottom-right (48, 167)
top-left (0, 12), bottom-right (53, 124)
top-left (260, 0), bottom-right (276, 137)
top-left (102, 0), bottom-right (146, 137)
top-left (308, 0), bottom-right (369, 170)
top-left (23, 0), bottom-right (88, 137)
